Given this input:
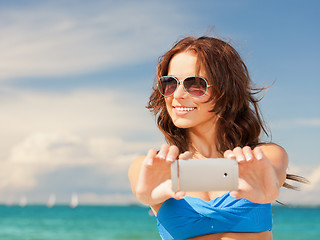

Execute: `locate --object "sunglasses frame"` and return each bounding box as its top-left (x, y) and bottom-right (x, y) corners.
top-left (158, 76), bottom-right (212, 97)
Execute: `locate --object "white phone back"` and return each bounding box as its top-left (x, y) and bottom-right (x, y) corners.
top-left (171, 158), bottom-right (238, 192)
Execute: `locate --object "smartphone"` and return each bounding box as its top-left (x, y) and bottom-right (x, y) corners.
top-left (171, 158), bottom-right (238, 192)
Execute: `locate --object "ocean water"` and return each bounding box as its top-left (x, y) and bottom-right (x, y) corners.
top-left (0, 205), bottom-right (319, 240)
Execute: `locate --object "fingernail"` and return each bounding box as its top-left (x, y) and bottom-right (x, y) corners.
top-left (158, 153), bottom-right (166, 159)
top-left (237, 155), bottom-right (245, 162)
top-left (228, 153), bottom-right (236, 159)
top-left (166, 156), bottom-right (174, 162)
top-left (256, 153), bottom-right (263, 160)
top-left (245, 154), bottom-right (253, 161)
top-left (147, 158), bottom-right (153, 166)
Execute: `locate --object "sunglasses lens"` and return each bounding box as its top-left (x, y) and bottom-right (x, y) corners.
top-left (184, 77), bottom-right (208, 96)
top-left (159, 77), bottom-right (177, 96)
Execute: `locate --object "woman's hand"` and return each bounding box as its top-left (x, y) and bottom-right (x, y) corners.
top-left (134, 144), bottom-right (192, 207)
top-left (224, 145), bottom-right (286, 204)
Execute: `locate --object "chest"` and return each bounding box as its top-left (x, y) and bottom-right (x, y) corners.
top-left (185, 191), bottom-right (229, 201)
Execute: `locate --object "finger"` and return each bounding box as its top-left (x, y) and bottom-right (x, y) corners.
top-left (157, 144), bottom-right (169, 160)
top-left (242, 146), bottom-right (254, 162)
top-left (253, 146), bottom-right (264, 160)
top-left (230, 190), bottom-right (243, 200)
top-left (224, 149), bottom-right (236, 159)
top-left (233, 147), bottom-right (246, 163)
top-left (166, 145), bottom-right (179, 162)
top-left (144, 149), bottom-right (157, 166)
top-left (160, 181), bottom-right (185, 200)
top-left (179, 151), bottom-right (192, 160)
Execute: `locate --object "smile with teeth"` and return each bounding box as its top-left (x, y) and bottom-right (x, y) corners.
top-left (174, 107), bottom-right (196, 112)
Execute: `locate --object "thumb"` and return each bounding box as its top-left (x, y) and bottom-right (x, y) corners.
top-left (172, 191), bottom-right (186, 200)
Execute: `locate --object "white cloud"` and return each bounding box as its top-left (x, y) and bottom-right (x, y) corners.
top-left (303, 165), bottom-right (320, 192)
top-left (0, 88), bottom-right (162, 203)
top-left (296, 118), bottom-right (320, 127)
top-left (278, 164), bottom-right (320, 205)
top-left (270, 118), bottom-right (320, 129)
top-left (0, 88), bottom-right (157, 139)
top-left (0, 0), bottom-right (186, 81)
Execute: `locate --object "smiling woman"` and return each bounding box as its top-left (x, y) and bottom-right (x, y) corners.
top-left (128, 36), bottom-right (307, 240)
top-left (161, 53), bottom-right (215, 131)
top-left (148, 36), bottom-right (266, 154)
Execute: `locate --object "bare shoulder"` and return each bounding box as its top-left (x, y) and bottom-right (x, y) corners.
top-left (258, 143), bottom-right (288, 185)
top-left (128, 156), bottom-right (145, 193)
top-left (259, 143), bottom-right (288, 163)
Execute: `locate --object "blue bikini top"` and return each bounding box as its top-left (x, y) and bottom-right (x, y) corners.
top-left (156, 192), bottom-right (272, 240)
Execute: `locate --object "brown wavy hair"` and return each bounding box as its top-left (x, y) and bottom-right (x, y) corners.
top-left (147, 36), bottom-right (266, 153)
top-left (147, 36), bottom-right (308, 190)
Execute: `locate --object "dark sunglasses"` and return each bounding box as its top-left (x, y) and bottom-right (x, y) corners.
top-left (158, 76), bottom-right (212, 97)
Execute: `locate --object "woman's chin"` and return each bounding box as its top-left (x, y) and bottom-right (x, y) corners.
top-left (172, 119), bottom-right (194, 129)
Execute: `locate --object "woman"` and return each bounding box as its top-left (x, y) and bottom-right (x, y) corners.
top-left (129, 36), bottom-right (289, 240)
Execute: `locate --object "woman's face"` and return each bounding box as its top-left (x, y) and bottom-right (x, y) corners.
top-left (165, 51), bottom-right (216, 131)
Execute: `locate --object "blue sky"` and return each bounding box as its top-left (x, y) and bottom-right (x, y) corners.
top-left (0, 0), bottom-right (319, 205)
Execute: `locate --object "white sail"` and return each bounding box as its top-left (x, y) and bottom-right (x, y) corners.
top-left (19, 196), bottom-right (27, 207)
top-left (5, 197), bottom-right (13, 206)
top-left (47, 194), bottom-right (56, 208)
top-left (70, 193), bottom-right (78, 208)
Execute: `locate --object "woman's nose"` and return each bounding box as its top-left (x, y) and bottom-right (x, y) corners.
top-left (173, 82), bottom-right (187, 99)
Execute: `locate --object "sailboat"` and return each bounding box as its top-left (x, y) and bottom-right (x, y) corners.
top-left (5, 197), bottom-right (13, 206)
top-left (19, 196), bottom-right (27, 207)
top-left (46, 194), bottom-right (56, 208)
top-left (69, 193), bottom-right (78, 208)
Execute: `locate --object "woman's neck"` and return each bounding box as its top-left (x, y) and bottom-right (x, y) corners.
top-left (188, 124), bottom-right (221, 159)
